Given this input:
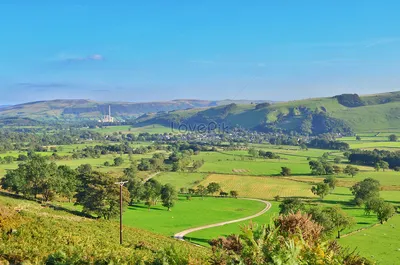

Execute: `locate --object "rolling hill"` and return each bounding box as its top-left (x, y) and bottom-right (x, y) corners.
top-left (0, 99), bottom-right (270, 122)
top-left (134, 91), bottom-right (400, 134)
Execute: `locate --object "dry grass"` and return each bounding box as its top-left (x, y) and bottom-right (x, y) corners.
top-left (199, 174), bottom-right (315, 199)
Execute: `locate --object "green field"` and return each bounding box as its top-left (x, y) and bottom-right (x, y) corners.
top-left (340, 215), bottom-right (400, 265)
top-left (153, 172), bottom-right (208, 188)
top-left (199, 174), bottom-right (316, 199)
top-left (196, 147), bottom-right (340, 176)
top-left (123, 196), bottom-right (266, 236)
top-left (185, 202), bottom-right (280, 246)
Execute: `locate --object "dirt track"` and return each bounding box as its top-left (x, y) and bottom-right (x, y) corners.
top-left (173, 198), bottom-right (272, 241)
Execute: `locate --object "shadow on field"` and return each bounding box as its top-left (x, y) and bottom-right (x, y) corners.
top-left (129, 204), bottom-right (164, 211)
top-left (330, 193), bottom-right (352, 196)
top-left (0, 190), bottom-right (97, 219)
top-left (49, 204), bottom-right (97, 219)
top-left (319, 199), bottom-right (354, 208)
top-left (384, 200), bottom-right (400, 204)
top-left (183, 237), bottom-right (211, 245)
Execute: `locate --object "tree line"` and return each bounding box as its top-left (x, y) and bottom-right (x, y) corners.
top-left (0, 153), bottom-right (183, 219)
top-left (348, 148), bottom-right (400, 170)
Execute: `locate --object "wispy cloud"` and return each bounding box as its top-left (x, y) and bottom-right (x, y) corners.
top-left (16, 82), bottom-right (68, 88)
top-left (55, 53), bottom-right (104, 63)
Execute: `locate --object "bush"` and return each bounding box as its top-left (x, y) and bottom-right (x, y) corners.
top-left (334, 93), bottom-right (365, 107)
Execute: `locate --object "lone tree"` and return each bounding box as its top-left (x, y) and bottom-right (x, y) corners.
top-left (75, 171), bottom-right (129, 219)
top-left (196, 185), bottom-right (208, 199)
top-left (248, 147), bottom-right (258, 158)
top-left (350, 178), bottom-right (380, 206)
top-left (114, 157), bottom-right (124, 166)
top-left (375, 201), bottom-right (395, 224)
top-left (333, 165), bottom-right (342, 175)
top-left (279, 198), bottom-right (305, 215)
top-left (324, 176), bottom-right (338, 190)
top-left (57, 165), bottom-right (78, 202)
top-left (365, 197), bottom-right (395, 224)
top-left (280, 167), bottom-right (292, 176)
top-left (160, 184), bottom-right (177, 211)
top-left (311, 183), bottom-right (330, 199)
top-left (207, 182), bottom-right (221, 196)
top-left (334, 157), bottom-right (342, 164)
top-left (326, 206), bottom-right (355, 239)
top-left (142, 179), bottom-right (162, 210)
top-left (388, 134), bottom-right (398, 142)
top-left (309, 160), bottom-right (325, 175)
top-left (343, 165), bottom-right (359, 178)
top-left (374, 161), bottom-right (389, 172)
top-left (230, 190), bottom-right (239, 198)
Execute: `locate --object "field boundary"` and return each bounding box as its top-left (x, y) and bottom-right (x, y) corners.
top-left (173, 198), bottom-right (271, 241)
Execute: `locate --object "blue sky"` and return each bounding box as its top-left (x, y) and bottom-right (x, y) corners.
top-left (1, 1), bottom-right (400, 104)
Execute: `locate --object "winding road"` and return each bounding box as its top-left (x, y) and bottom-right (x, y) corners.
top-left (173, 198), bottom-right (272, 241)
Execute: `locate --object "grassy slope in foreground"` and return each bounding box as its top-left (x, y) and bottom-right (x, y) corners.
top-left (0, 194), bottom-right (209, 264)
top-left (339, 215), bottom-right (400, 265)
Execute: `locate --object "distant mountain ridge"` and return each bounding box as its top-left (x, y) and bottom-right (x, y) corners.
top-left (134, 91), bottom-right (400, 134)
top-left (0, 98), bottom-right (271, 121)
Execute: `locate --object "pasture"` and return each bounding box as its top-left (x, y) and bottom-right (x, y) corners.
top-left (195, 147), bottom-right (342, 176)
top-left (185, 202), bottom-right (281, 246)
top-left (123, 195), bottom-right (266, 236)
top-left (199, 174), bottom-right (316, 199)
top-left (153, 172), bottom-right (208, 189)
top-left (340, 215), bottom-right (400, 265)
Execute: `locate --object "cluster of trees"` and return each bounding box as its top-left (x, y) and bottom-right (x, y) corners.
top-left (351, 178), bottom-right (396, 224)
top-left (348, 149), bottom-right (400, 169)
top-left (310, 113), bottom-right (354, 135)
top-left (0, 129), bottom-right (104, 153)
top-left (309, 159), bottom-right (359, 177)
top-left (309, 160), bottom-right (334, 175)
top-left (72, 143), bottom-right (160, 159)
top-left (0, 155), bottom-right (182, 218)
top-left (1, 154), bottom-right (78, 202)
top-left (388, 134), bottom-right (398, 142)
top-left (136, 150), bottom-right (205, 173)
top-left (248, 148), bottom-right (280, 159)
top-left (179, 182), bottom-right (237, 199)
top-left (104, 157), bottom-right (124, 167)
top-left (0, 155), bottom-right (16, 164)
top-left (310, 176), bottom-right (338, 199)
top-left (127, 178), bottom-right (178, 211)
top-left (335, 93), bottom-right (365, 107)
top-left (307, 138), bottom-right (350, 151)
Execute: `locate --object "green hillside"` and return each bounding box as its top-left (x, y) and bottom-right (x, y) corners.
top-left (0, 99), bottom-right (270, 122)
top-left (135, 91), bottom-right (400, 133)
top-left (0, 194), bottom-right (209, 264)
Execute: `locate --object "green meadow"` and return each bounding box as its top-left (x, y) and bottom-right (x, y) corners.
top-left (123, 195), bottom-right (266, 236)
